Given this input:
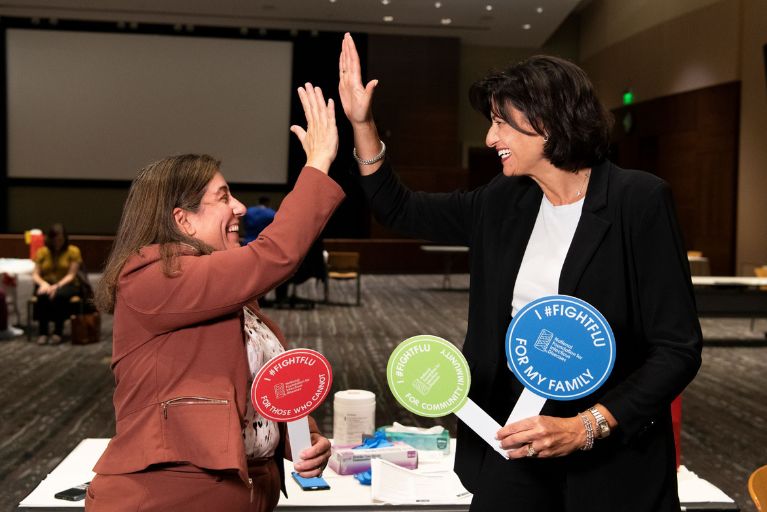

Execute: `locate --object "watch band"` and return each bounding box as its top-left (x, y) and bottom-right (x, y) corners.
top-left (589, 407), bottom-right (611, 439)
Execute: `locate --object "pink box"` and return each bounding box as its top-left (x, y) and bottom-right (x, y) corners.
top-left (328, 442), bottom-right (418, 475)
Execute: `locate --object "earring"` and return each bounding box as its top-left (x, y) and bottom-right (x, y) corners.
top-left (543, 134), bottom-right (549, 143)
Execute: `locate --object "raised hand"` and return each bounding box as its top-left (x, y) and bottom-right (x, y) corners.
top-left (338, 33), bottom-right (377, 126)
top-left (290, 83), bottom-right (338, 174)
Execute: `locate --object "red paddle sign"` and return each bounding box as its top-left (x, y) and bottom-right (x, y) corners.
top-left (251, 348), bottom-right (332, 422)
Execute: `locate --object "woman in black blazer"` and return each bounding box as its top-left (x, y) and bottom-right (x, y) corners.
top-left (338, 34), bottom-right (702, 512)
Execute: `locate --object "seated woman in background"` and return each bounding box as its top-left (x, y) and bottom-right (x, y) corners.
top-left (32, 223), bottom-right (82, 345)
top-left (88, 84), bottom-right (341, 511)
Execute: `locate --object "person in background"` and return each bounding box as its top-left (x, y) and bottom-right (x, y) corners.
top-left (32, 223), bottom-right (82, 345)
top-left (0, 288), bottom-right (6, 337)
top-left (338, 33), bottom-right (701, 512)
top-left (243, 196), bottom-right (277, 245)
top-left (0, 287), bottom-right (24, 339)
top-left (88, 83), bottom-right (342, 511)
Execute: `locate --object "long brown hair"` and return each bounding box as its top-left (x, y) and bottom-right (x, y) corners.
top-left (44, 223), bottom-right (70, 259)
top-left (95, 154), bottom-right (220, 313)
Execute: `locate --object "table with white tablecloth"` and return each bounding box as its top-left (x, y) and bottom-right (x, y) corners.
top-left (18, 438), bottom-right (738, 511)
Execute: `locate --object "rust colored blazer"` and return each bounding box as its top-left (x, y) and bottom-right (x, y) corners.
top-left (93, 167), bottom-right (345, 488)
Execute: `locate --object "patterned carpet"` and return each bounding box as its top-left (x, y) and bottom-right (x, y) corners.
top-left (1, 274), bottom-right (764, 511)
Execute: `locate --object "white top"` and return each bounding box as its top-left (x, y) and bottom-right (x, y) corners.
top-left (511, 196), bottom-right (584, 317)
top-left (242, 306), bottom-right (284, 459)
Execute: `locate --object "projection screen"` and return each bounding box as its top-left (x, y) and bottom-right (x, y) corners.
top-left (6, 29), bottom-right (293, 184)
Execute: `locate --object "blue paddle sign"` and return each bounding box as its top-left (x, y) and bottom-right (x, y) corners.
top-left (505, 295), bottom-right (616, 401)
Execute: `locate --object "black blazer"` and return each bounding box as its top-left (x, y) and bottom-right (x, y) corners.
top-left (360, 159), bottom-right (702, 511)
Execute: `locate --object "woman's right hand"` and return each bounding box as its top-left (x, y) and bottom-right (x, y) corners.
top-left (36, 282), bottom-right (51, 296)
top-left (338, 33), bottom-right (377, 126)
top-left (290, 83), bottom-right (338, 174)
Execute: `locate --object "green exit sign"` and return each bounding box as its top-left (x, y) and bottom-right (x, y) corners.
top-left (623, 90), bottom-right (634, 105)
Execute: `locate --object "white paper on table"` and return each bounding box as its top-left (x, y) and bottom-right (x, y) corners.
top-left (370, 458), bottom-right (471, 505)
top-left (677, 466), bottom-right (735, 504)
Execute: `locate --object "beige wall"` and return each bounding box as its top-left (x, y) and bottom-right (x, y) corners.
top-left (579, 0), bottom-right (766, 274)
top-left (579, 0), bottom-right (725, 61)
top-left (459, 15), bottom-right (580, 165)
top-left (736, 0), bottom-right (767, 274)
top-left (580, 0), bottom-right (741, 110)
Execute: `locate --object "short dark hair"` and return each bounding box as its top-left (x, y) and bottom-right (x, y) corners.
top-left (469, 55), bottom-right (613, 172)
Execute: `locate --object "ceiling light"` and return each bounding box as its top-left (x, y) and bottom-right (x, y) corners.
top-left (486, 5), bottom-right (493, 11)
top-left (441, 18), bottom-right (452, 25)
top-left (382, 0), bottom-right (390, 4)
top-left (536, 6), bottom-right (543, 13)
top-left (522, 23), bottom-right (531, 29)
top-left (329, 0), bottom-right (337, 3)
top-left (383, 15), bottom-right (394, 22)
top-left (435, 2), bottom-right (442, 8)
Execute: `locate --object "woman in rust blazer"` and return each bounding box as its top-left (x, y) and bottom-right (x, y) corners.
top-left (88, 85), bottom-right (344, 511)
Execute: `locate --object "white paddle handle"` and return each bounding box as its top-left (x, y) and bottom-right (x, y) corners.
top-left (287, 417), bottom-right (312, 463)
top-left (506, 388), bottom-right (547, 425)
top-left (454, 398), bottom-right (509, 459)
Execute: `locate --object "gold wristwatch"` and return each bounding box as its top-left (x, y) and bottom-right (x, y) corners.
top-left (589, 407), bottom-right (611, 439)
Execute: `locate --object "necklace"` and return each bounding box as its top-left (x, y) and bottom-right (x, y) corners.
top-left (576, 171), bottom-right (591, 197)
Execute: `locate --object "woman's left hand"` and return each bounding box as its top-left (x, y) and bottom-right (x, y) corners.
top-left (293, 433), bottom-right (331, 477)
top-left (497, 415), bottom-right (585, 459)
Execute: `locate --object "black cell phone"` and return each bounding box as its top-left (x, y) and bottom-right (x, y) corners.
top-left (54, 482), bottom-right (90, 501)
top-left (291, 471), bottom-right (330, 491)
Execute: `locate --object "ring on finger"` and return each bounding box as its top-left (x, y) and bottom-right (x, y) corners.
top-left (526, 443), bottom-right (537, 458)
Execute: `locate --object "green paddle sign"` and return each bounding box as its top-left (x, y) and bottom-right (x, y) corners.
top-left (387, 335), bottom-right (470, 417)
top-left (387, 335), bottom-right (508, 458)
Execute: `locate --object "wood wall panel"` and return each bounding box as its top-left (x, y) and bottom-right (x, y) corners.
top-left (363, 34), bottom-right (463, 241)
top-left (611, 82), bottom-right (739, 275)
top-left (367, 34), bottom-right (461, 170)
